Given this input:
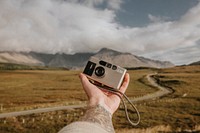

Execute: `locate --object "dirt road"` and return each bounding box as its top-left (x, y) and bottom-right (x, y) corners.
top-left (0, 104), bottom-right (86, 119)
top-left (131, 73), bottom-right (171, 102)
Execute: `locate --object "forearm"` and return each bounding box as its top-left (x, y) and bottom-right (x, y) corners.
top-left (79, 104), bottom-right (115, 133)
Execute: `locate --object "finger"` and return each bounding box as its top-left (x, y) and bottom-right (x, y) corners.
top-left (107, 74), bottom-right (130, 104)
top-left (79, 73), bottom-right (100, 98)
top-left (79, 73), bottom-right (91, 88)
top-left (119, 73), bottom-right (130, 94)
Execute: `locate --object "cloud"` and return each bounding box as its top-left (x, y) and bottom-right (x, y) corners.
top-left (140, 2), bottom-right (200, 64)
top-left (0, 0), bottom-right (125, 53)
top-left (107, 0), bottom-right (122, 10)
top-left (0, 0), bottom-right (199, 64)
top-left (143, 43), bottom-right (200, 65)
top-left (65, 0), bottom-right (122, 10)
top-left (148, 14), bottom-right (171, 23)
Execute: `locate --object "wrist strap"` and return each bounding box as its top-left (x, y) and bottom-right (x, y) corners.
top-left (90, 80), bottom-right (140, 126)
top-left (101, 87), bottom-right (140, 126)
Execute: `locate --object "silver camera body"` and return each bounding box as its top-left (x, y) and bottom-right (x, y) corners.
top-left (83, 57), bottom-right (127, 89)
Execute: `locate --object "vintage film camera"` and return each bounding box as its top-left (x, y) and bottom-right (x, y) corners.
top-left (83, 57), bottom-right (127, 89)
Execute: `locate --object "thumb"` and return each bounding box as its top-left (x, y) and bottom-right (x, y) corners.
top-left (119, 73), bottom-right (130, 94)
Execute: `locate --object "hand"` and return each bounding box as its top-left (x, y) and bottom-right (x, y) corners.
top-left (79, 73), bottom-right (130, 115)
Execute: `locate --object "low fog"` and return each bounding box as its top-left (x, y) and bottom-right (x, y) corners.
top-left (0, 0), bottom-right (199, 64)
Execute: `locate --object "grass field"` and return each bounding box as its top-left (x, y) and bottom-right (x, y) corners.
top-left (114, 65), bottom-right (200, 132)
top-left (0, 65), bottom-right (200, 132)
top-left (0, 70), bottom-right (84, 112)
top-left (0, 69), bottom-right (157, 112)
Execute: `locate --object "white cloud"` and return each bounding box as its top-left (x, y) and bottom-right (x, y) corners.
top-left (107, 0), bottom-right (122, 10)
top-left (148, 14), bottom-right (170, 23)
top-left (142, 43), bottom-right (200, 65)
top-left (0, 0), bottom-right (199, 64)
top-left (0, 0), bottom-right (120, 53)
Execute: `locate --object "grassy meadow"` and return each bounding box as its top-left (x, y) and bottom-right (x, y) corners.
top-left (115, 65), bottom-right (200, 132)
top-left (0, 65), bottom-right (200, 132)
top-left (0, 69), bottom-right (157, 112)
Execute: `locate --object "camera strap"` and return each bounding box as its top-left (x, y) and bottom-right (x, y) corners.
top-left (101, 87), bottom-right (140, 126)
top-left (91, 81), bottom-right (140, 126)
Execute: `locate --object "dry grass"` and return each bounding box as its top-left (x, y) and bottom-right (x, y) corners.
top-left (0, 70), bottom-right (86, 112)
top-left (115, 65), bottom-right (200, 132)
top-left (116, 125), bottom-right (200, 133)
top-left (0, 69), bottom-right (157, 112)
top-left (0, 65), bottom-right (200, 132)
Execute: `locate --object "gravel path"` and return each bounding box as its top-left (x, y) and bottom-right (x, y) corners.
top-left (131, 73), bottom-right (171, 102)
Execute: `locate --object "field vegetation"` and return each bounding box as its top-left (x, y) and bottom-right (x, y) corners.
top-left (0, 68), bottom-right (157, 112)
top-left (0, 65), bottom-right (199, 132)
top-left (0, 63), bottom-right (67, 70)
top-left (114, 65), bottom-right (200, 132)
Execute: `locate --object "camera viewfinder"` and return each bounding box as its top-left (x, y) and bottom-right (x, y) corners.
top-left (99, 60), bottom-right (107, 66)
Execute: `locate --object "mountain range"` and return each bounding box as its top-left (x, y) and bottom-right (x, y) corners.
top-left (0, 48), bottom-right (175, 69)
top-left (189, 61), bottom-right (200, 66)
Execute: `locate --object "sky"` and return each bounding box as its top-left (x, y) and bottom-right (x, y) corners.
top-left (0, 0), bottom-right (199, 65)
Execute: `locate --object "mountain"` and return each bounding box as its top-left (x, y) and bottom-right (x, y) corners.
top-left (93, 48), bottom-right (174, 68)
top-left (189, 61), bottom-right (200, 66)
top-left (47, 53), bottom-right (94, 69)
top-left (0, 48), bottom-right (174, 69)
top-left (0, 51), bottom-right (43, 66)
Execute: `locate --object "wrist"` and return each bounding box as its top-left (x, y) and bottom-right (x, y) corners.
top-left (88, 97), bottom-right (113, 115)
top-left (80, 104), bottom-right (114, 133)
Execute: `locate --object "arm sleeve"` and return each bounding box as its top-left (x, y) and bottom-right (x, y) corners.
top-left (58, 121), bottom-right (109, 133)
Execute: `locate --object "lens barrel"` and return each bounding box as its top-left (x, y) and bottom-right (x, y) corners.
top-left (95, 66), bottom-right (105, 77)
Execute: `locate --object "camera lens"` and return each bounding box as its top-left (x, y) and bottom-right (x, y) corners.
top-left (112, 65), bottom-right (117, 70)
top-left (95, 66), bottom-right (105, 77)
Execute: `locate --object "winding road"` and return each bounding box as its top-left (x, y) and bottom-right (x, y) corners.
top-left (131, 73), bottom-right (171, 102)
top-left (0, 73), bottom-right (171, 119)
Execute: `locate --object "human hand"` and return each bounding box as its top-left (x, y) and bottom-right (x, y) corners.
top-left (79, 73), bottom-right (130, 115)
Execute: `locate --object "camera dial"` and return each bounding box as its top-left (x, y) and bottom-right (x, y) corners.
top-left (95, 66), bottom-right (105, 77)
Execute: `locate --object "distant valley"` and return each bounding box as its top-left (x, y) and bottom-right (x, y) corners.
top-left (0, 48), bottom-right (175, 69)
